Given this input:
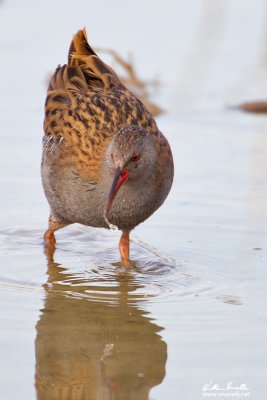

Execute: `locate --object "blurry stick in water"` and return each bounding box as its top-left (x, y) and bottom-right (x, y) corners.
top-left (238, 100), bottom-right (267, 113)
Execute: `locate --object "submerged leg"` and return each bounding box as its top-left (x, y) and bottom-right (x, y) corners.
top-left (119, 230), bottom-right (131, 267)
top-left (43, 214), bottom-right (70, 247)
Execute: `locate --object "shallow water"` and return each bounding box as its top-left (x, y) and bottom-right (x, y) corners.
top-left (1, 0), bottom-right (267, 399)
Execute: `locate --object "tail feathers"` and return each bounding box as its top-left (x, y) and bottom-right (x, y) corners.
top-left (48, 64), bottom-right (88, 95)
top-left (68, 28), bottom-right (120, 89)
top-left (48, 28), bottom-right (120, 95)
top-left (68, 28), bottom-right (96, 66)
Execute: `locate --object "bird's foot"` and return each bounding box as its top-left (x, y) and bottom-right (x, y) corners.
top-left (122, 258), bottom-right (131, 269)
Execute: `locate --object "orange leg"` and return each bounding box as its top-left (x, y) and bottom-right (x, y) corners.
top-left (119, 230), bottom-right (131, 267)
top-left (44, 229), bottom-right (56, 246)
top-left (43, 214), bottom-right (70, 248)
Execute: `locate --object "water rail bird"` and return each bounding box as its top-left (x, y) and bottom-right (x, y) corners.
top-left (42, 28), bottom-right (174, 266)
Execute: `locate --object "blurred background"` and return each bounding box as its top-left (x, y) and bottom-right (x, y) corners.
top-left (0, 0), bottom-right (267, 399)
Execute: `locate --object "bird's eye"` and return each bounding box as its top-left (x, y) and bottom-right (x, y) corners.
top-left (131, 153), bottom-right (140, 162)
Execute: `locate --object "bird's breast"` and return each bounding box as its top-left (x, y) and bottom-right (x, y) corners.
top-left (42, 160), bottom-right (165, 231)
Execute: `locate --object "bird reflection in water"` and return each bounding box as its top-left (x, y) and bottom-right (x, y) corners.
top-left (35, 249), bottom-right (167, 400)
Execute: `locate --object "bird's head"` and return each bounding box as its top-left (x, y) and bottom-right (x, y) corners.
top-left (103, 125), bottom-right (157, 229)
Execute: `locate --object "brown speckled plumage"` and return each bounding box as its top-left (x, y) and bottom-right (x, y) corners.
top-left (42, 28), bottom-right (174, 265)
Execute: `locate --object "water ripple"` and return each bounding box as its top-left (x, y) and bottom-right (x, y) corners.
top-left (0, 226), bottom-right (222, 306)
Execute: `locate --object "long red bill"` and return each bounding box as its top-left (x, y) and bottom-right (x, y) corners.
top-left (103, 167), bottom-right (129, 230)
